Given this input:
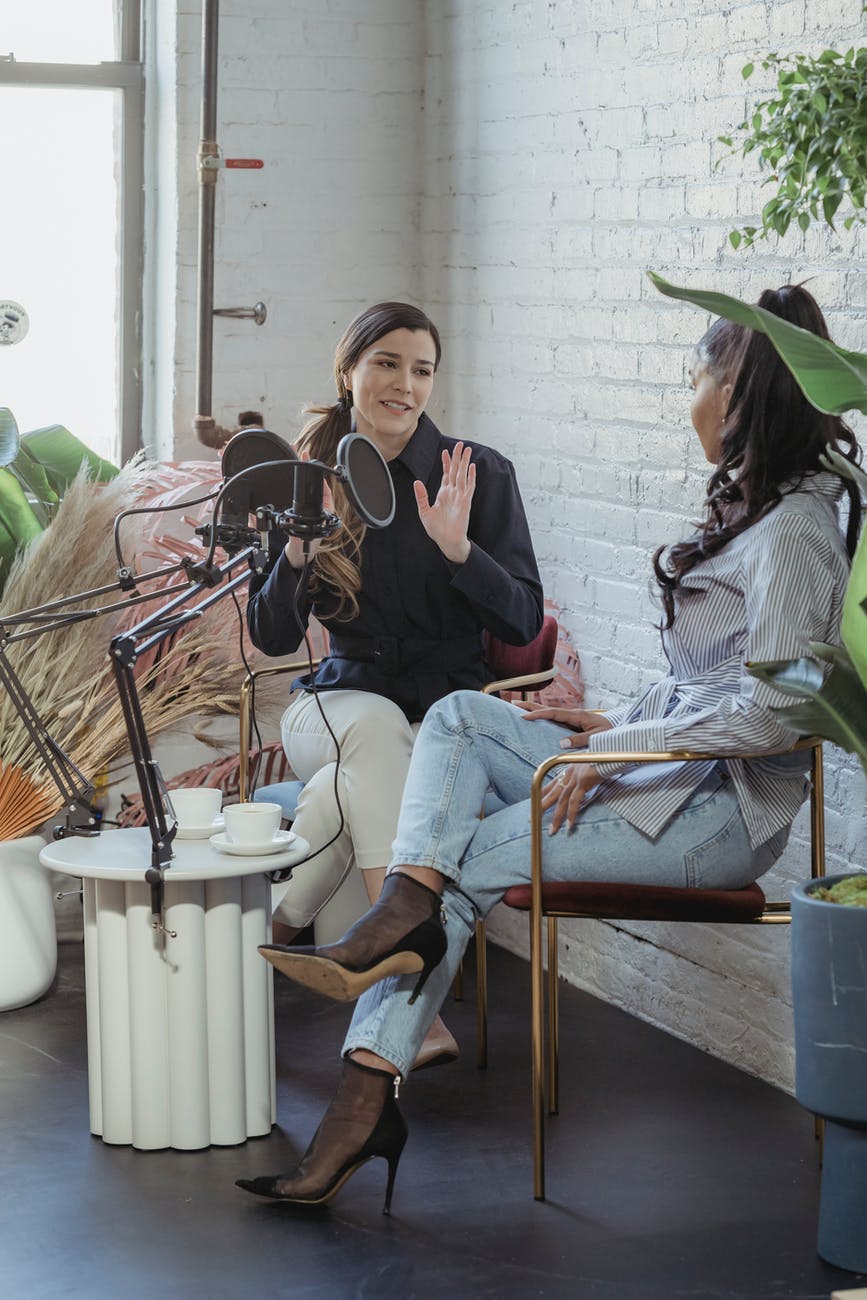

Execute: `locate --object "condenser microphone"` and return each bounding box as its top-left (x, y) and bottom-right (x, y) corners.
top-left (219, 428), bottom-right (298, 526)
top-left (218, 425), bottom-right (396, 540)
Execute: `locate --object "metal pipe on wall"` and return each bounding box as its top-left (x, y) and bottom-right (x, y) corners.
top-left (193, 0), bottom-right (220, 448)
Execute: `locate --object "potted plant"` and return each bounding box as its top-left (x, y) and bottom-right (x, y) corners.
top-left (0, 407), bottom-right (117, 595)
top-left (717, 45), bottom-right (867, 250)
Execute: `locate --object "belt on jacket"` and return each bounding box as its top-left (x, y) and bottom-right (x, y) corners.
top-left (327, 632), bottom-right (484, 677)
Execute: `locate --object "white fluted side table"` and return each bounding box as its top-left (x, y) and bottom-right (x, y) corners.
top-left (39, 826), bottom-right (308, 1151)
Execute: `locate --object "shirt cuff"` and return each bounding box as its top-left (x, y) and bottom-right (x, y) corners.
top-left (447, 542), bottom-right (504, 604)
top-left (263, 549), bottom-right (304, 608)
top-left (588, 719), bottom-right (670, 775)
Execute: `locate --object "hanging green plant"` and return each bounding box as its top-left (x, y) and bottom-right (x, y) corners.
top-left (719, 44), bottom-right (867, 249)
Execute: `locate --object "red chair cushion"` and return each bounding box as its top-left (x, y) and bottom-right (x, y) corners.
top-left (484, 615), bottom-right (558, 680)
top-left (502, 879), bottom-right (767, 922)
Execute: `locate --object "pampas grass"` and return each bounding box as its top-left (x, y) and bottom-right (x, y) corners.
top-left (0, 459), bottom-right (255, 840)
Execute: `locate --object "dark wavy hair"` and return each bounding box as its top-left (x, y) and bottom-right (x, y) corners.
top-left (297, 302), bottom-right (441, 619)
top-left (653, 284), bottom-right (862, 629)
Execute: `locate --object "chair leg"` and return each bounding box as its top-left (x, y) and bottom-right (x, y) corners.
top-left (475, 918), bottom-right (488, 1069)
top-left (530, 909), bottom-right (546, 1200)
top-left (547, 917), bottom-right (559, 1116)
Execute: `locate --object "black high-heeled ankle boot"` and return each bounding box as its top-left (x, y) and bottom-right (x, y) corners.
top-left (235, 1058), bottom-right (407, 1214)
top-left (258, 871), bottom-right (447, 1004)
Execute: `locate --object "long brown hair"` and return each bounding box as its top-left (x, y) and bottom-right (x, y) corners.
top-left (653, 284), bottom-right (862, 629)
top-left (297, 302), bottom-right (442, 619)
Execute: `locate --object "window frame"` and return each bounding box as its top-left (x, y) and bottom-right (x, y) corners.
top-left (0, 3), bottom-right (144, 461)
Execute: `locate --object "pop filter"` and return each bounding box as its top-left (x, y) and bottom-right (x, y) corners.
top-left (220, 428), bottom-right (298, 524)
top-left (334, 433), bottom-right (395, 528)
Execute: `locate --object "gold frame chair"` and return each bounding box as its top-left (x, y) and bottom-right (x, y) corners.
top-left (474, 737), bottom-right (825, 1200)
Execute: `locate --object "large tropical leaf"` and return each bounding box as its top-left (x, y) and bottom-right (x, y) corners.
top-left (648, 272), bottom-right (867, 416)
top-left (22, 424), bottom-right (117, 492)
top-left (0, 467), bottom-right (43, 579)
top-left (819, 450), bottom-right (867, 692)
top-left (747, 643), bottom-right (867, 771)
top-left (842, 524), bottom-right (867, 692)
top-left (0, 408), bottom-right (20, 468)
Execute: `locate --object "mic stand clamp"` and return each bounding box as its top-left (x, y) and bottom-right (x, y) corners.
top-left (272, 508), bottom-right (340, 540)
top-left (194, 520), bottom-right (268, 562)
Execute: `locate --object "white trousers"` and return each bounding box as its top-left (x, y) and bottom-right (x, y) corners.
top-left (272, 689), bottom-right (419, 928)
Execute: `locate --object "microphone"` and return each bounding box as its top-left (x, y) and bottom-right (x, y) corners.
top-left (218, 426), bottom-right (396, 541)
top-left (219, 427), bottom-right (298, 528)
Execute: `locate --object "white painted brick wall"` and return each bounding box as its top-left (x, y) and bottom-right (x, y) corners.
top-left (150, 0), bottom-right (867, 1093)
top-left (152, 0), bottom-right (424, 460)
top-left (419, 0), bottom-right (867, 1094)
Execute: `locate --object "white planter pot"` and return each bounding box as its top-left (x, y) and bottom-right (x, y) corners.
top-left (0, 834), bottom-right (57, 1011)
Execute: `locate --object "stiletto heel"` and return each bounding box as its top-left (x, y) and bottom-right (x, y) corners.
top-left (259, 872), bottom-right (447, 1003)
top-left (235, 1059), bottom-right (407, 1211)
top-left (383, 1147), bottom-right (402, 1215)
top-left (408, 958), bottom-right (437, 1005)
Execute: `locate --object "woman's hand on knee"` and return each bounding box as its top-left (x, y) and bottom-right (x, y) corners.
top-left (541, 764), bottom-right (601, 834)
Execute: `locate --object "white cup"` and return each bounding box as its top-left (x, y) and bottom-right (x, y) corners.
top-left (170, 786), bottom-right (223, 829)
top-left (222, 801), bottom-right (283, 847)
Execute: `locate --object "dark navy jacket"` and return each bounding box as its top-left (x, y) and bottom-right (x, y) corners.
top-left (246, 413), bottom-right (543, 722)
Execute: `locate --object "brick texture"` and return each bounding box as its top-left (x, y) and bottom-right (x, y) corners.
top-left (154, 0), bottom-right (867, 1092)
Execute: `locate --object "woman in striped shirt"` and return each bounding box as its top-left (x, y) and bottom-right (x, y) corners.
top-left (237, 284), bottom-right (862, 1210)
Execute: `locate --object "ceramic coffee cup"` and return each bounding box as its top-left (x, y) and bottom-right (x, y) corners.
top-left (170, 786), bottom-right (223, 829)
top-left (222, 801), bottom-right (283, 846)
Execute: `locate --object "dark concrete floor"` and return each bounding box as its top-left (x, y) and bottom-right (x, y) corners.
top-left (1, 940), bottom-right (862, 1300)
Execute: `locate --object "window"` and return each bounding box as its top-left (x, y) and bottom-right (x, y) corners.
top-left (0, 2), bottom-right (144, 463)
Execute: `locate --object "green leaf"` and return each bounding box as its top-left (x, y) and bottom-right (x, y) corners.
top-left (812, 91), bottom-right (828, 114)
top-left (798, 211), bottom-right (811, 230)
top-left (747, 649), bottom-right (867, 771)
top-left (842, 523), bottom-right (867, 693)
top-left (728, 230), bottom-right (742, 249)
top-left (718, 135), bottom-right (733, 147)
top-left (823, 192), bottom-right (843, 224)
top-left (820, 446), bottom-right (867, 498)
top-left (819, 49), bottom-right (842, 63)
top-left (0, 466), bottom-right (44, 582)
top-left (19, 425), bottom-right (118, 496)
top-left (9, 444), bottom-right (58, 523)
top-left (742, 62), bottom-right (755, 79)
top-left (648, 273), bottom-right (867, 415)
top-left (0, 408), bottom-right (20, 469)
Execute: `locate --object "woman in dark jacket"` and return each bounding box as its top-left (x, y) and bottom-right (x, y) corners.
top-left (246, 300), bottom-right (542, 1068)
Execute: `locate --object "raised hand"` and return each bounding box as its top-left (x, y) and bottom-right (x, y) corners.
top-left (413, 441), bottom-right (476, 564)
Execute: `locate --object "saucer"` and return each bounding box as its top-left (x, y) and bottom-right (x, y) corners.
top-left (209, 829), bottom-right (296, 857)
top-left (176, 815), bottom-right (225, 841)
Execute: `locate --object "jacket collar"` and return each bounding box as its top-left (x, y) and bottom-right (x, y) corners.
top-left (393, 412), bottom-right (442, 481)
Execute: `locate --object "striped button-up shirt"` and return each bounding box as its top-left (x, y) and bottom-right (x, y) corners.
top-left (587, 472), bottom-right (851, 848)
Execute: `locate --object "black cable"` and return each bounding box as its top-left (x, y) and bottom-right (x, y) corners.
top-left (231, 586), bottom-right (265, 797)
top-left (114, 487), bottom-right (221, 569)
top-left (265, 544), bottom-right (347, 885)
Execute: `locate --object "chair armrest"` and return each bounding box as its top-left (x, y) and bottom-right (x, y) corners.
top-left (527, 737), bottom-right (824, 905)
top-left (239, 655), bottom-right (321, 800)
top-left (483, 667), bottom-right (557, 697)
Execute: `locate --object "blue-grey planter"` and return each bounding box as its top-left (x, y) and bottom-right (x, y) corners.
top-left (792, 873), bottom-right (867, 1273)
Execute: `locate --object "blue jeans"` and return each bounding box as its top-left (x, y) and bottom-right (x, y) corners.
top-left (343, 691), bottom-right (788, 1077)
